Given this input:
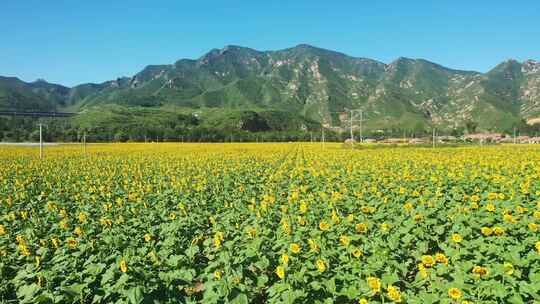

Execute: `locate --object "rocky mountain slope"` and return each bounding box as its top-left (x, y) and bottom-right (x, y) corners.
top-left (2, 44), bottom-right (539, 134)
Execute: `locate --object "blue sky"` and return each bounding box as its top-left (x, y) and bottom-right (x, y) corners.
top-left (1, 0), bottom-right (539, 86)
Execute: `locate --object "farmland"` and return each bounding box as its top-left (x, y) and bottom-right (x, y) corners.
top-left (1, 143), bottom-right (539, 303)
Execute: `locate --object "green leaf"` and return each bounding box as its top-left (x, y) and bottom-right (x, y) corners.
top-left (61, 283), bottom-right (86, 297)
top-left (230, 293), bottom-right (248, 304)
top-left (113, 274), bottom-right (130, 290)
top-left (16, 283), bottom-right (40, 304)
top-left (310, 281), bottom-right (322, 291)
top-left (281, 289), bottom-right (301, 304)
top-left (324, 278), bottom-right (336, 293)
top-left (529, 271), bottom-right (540, 283)
top-left (256, 274), bottom-right (268, 288)
top-left (418, 291), bottom-right (438, 304)
top-left (245, 247), bottom-right (257, 258)
top-left (126, 286), bottom-right (144, 304)
top-left (167, 254), bottom-right (184, 267)
top-left (491, 282), bottom-right (506, 298)
top-left (508, 294), bottom-right (524, 304)
top-left (34, 294), bottom-right (54, 303)
top-left (85, 263), bottom-right (106, 277)
top-left (381, 272), bottom-right (399, 286)
top-left (101, 264), bottom-right (116, 285)
top-left (186, 246), bottom-right (199, 259)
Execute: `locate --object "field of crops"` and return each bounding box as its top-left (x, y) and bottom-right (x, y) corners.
top-left (1, 143), bottom-right (539, 304)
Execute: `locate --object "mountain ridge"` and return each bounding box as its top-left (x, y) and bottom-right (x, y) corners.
top-left (1, 44), bottom-right (540, 139)
top-left (9, 44), bottom-right (531, 88)
top-left (3, 44), bottom-right (536, 92)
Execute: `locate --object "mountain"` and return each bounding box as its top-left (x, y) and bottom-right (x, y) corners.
top-left (0, 76), bottom-right (71, 110)
top-left (71, 45), bottom-right (389, 123)
top-left (1, 44), bottom-right (540, 141)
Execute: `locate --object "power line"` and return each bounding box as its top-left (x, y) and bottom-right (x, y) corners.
top-left (344, 108), bottom-right (365, 143)
top-left (317, 108), bottom-right (367, 147)
top-left (39, 123), bottom-right (43, 159)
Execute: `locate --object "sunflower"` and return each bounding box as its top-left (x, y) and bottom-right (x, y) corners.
top-left (418, 263), bottom-right (428, 278)
top-left (493, 227), bottom-right (505, 236)
top-left (281, 254), bottom-right (289, 265)
top-left (290, 243), bottom-right (301, 254)
top-left (299, 200), bottom-right (308, 213)
top-left (67, 238), bottom-right (78, 249)
top-left (120, 259), bottom-right (128, 273)
top-left (503, 262), bottom-right (514, 275)
top-left (308, 239), bottom-right (319, 252)
top-left (74, 226), bottom-right (83, 237)
top-left (421, 255), bottom-right (435, 267)
top-left (51, 238), bottom-right (60, 249)
top-left (319, 220), bottom-right (330, 231)
top-left (339, 235), bottom-right (350, 246)
top-left (275, 265), bottom-right (285, 279)
top-left (480, 227), bottom-right (492, 236)
top-left (351, 248), bottom-right (363, 258)
top-left (367, 277), bottom-right (381, 294)
top-left (355, 223), bottom-right (368, 233)
top-left (451, 233), bottom-right (463, 243)
top-left (316, 259), bottom-right (326, 272)
top-left (403, 202), bottom-right (413, 211)
top-left (387, 285), bottom-right (402, 303)
top-left (448, 288), bottom-right (462, 299)
top-left (472, 266), bottom-right (489, 277)
top-left (78, 212), bottom-right (87, 223)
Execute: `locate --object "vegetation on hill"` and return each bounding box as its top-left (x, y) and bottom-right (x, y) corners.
top-left (2, 45), bottom-right (540, 141)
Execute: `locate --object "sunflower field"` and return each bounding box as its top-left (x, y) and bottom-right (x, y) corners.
top-left (1, 143), bottom-right (539, 304)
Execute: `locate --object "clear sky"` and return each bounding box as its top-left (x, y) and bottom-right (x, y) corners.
top-left (1, 0), bottom-right (539, 86)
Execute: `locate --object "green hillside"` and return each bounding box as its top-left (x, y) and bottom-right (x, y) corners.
top-left (2, 45), bottom-right (540, 141)
top-left (0, 77), bottom-right (69, 111)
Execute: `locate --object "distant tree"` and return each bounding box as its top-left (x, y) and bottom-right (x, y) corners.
top-left (29, 130), bottom-right (40, 141)
top-left (450, 127), bottom-right (465, 137)
top-left (114, 131), bottom-right (128, 142)
top-left (465, 120), bottom-right (478, 134)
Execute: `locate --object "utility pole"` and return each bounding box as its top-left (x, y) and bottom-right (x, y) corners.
top-left (83, 131), bottom-right (87, 155)
top-left (432, 127), bottom-right (436, 148)
top-left (39, 123), bottom-right (43, 159)
top-left (349, 110), bottom-right (354, 143)
top-left (345, 108), bottom-right (365, 143)
top-left (320, 116), bottom-right (328, 150)
top-left (359, 110), bottom-right (363, 143)
top-left (513, 126), bottom-right (517, 144)
top-left (322, 124), bottom-right (325, 149)
top-left (318, 110), bottom-right (327, 150)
